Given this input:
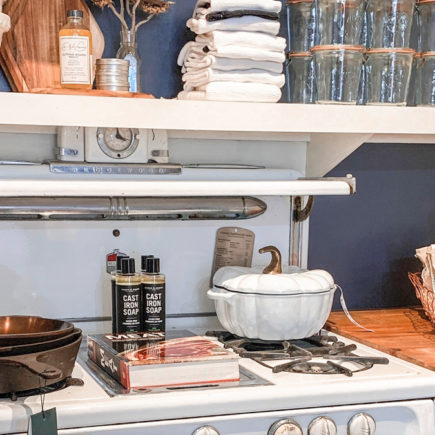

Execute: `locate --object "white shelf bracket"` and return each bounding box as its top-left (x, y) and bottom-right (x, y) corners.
top-left (306, 133), bottom-right (374, 177)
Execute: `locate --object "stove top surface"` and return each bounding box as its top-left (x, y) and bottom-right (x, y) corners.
top-left (1, 329), bottom-right (435, 434)
top-left (205, 330), bottom-right (390, 376)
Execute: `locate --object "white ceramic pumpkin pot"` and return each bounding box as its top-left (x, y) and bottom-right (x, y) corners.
top-left (208, 246), bottom-right (337, 340)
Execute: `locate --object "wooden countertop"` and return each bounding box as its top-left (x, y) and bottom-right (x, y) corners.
top-left (325, 307), bottom-right (435, 371)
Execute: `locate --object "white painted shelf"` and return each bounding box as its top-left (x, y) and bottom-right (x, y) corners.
top-left (0, 92), bottom-right (433, 178)
top-left (0, 93), bottom-right (433, 138)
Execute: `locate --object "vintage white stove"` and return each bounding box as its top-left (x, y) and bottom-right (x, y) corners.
top-left (0, 325), bottom-right (434, 435)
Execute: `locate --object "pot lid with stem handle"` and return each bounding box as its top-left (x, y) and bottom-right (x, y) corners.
top-left (213, 246), bottom-right (335, 295)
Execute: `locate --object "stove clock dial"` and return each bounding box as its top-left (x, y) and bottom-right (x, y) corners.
top-left (192, 426), bottom-right (220, 435)
top-left (268, 419), bottom-right (303, 435)
top-left (347, 413), bottom-right (376, 435)
top-left (308, 416), bottom-right (337, 435)
top-left (96, 127), bottom-right (140, 159)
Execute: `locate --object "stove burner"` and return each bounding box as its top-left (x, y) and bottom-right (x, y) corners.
top-left (206, 331), bottom-right (389, 376)
top-left (0, 377), bottom-right (84, 401)
top-left (290, 362), bottom-right (337, 375)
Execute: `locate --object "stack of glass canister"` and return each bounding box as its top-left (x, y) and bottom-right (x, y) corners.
top-left (414, 0), bottom-right (435, 106)
top-left (285, 0), bottom-right (317, 103)
top-left (364, 0), bottom-right (416, 105)
top-left (286, 0), bottom-right (366, 104)
top-left (286, 0), bottom-right (434, 105)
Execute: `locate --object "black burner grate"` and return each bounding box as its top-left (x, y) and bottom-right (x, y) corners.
top-left (206, 331), bottom-right (389, 377)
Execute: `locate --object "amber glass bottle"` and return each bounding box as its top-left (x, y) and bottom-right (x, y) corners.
top-left (59, 10), bottom-right (93, 89)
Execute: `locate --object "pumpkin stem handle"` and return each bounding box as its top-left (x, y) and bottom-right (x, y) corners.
top-left (259, 245), bottom-right (282, 275)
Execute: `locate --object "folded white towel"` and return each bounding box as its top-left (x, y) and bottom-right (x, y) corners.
top-left (177, 41), bottom-right (204, 66)
top-left (208, 45), bottom-right (285, 63)
top-left (194, 0), bottom-right (282, 14)
top-left (197, 30), bottom-right (287, 52)
top-left (187, 15), bottom-right (280, 35)
top-left (178, 81), bottom-right (282, 102)
top-left (178, 40), bottom-right (285, 65)
top-left (183, 68), bottom-right (285, 90)
top-left (183, 54), bottom-right (284, 74)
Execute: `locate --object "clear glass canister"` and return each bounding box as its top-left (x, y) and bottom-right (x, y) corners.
top-left (366, 0), bottom-right (416, 48)
top-left (365, 48), bottom-right (415, 105)
top-left (316, 0), bottom-right (366, 45)
top-left (418, 0), bottom-right (435, 52)
top-left (312, 45), bottom-right (364, 103)
top-left (286, 0), bottom-right (316, 52)
top-left (407, 52), bottom-right (423, 105)
top-left (417, 52), bottom-right (435, 106)
top-left (287, 52), bottom-right (316, 103)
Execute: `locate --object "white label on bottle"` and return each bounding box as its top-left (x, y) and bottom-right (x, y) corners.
top-left (60, 36), bottom-right (91, 85)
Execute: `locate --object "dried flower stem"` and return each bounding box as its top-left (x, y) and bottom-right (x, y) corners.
top-left (126, 0), bottom-right (132, 17)
top-left (131, 0), bottom-right (141, 33)
top-left (108, 2), bottom-right (128, 30)
top-left (135, 13), bottom-right (155, 32)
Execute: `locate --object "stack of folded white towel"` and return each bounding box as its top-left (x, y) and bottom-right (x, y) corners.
top-left (177, 0), bottom-right (286, 102)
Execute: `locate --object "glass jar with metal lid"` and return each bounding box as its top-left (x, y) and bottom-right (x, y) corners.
top-left (312, 44), bottom-right (364, 103)
top-left (287, 52), bottom-right (316, 103)
top-left (366, 0), bottom-right (416, 48)
top-left (286, 0), bottom-right (316, 52)
top-left (417, 51), bottom-right (435, 106)
top-left (315, 0), bottom-right (366, 45)
top-left (418, 0), bottom-right (435, 52)
top-left (365, 47), bottom-right (415, 105)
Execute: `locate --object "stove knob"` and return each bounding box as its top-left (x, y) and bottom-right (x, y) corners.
top-left (308, 416), bottom-right (337, 435)
top-left (268, 419), bottom-right (303, 435)
top-left (347, 413), bottom-right (376, 435)
top-left (192, 426), bottom-right (220, 435)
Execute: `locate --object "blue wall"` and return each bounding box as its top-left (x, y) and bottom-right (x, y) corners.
top-left (309, 143), bottom-right (435, 310)
top-left (0, 2), bottom-right (433, 310)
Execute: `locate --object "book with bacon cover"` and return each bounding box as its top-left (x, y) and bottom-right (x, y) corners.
top-left (87, 332), bottom-right (240, 389)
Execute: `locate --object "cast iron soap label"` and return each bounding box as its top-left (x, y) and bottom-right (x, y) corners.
top-left (143, 283), bottom-right (165, 332)
top-left (116, 284), bottom-right (141, 333)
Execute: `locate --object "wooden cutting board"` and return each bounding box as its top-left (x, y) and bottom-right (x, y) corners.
top-left (30, 88), bottom-right (154, 99)
top-left (326, 307), bottom-right (435, 371)
top-left (0, 0), bottom-right (104, 92)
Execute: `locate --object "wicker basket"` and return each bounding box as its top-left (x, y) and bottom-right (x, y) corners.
top-left (409, 272), bottom-right (435, 326)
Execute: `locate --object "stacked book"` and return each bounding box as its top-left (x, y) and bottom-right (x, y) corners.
top-left (177, 0), bottom-right (286, 102)
top-left (87, 332), bottom-right (240, 390)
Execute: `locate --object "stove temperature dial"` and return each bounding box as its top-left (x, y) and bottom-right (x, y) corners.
top-left (347, 413), bottom-right (376, 435)
top-left (308, 416), bottom-right (337, 435)
top-left (268, 419), bottom-right (303, 435)
top-left (192, 426), bottom-right (220, 435)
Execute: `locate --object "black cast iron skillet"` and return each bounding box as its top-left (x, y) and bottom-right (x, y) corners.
top-left (0, 328), bottom-right (82, 357)
top-left (0, 316), bottom-right (74, 345)
top-left (0, 334), bottom-right (82, 394)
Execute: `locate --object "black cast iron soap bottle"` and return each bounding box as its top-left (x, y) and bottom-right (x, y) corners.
top-left (140, 255), bottom-right (154, 275)
top-left (115, 258), bottom-right (142, 333)
top-left (111, 254), bottom-right (128, 334)
top-left (142, 258), bottom-right (165, 333)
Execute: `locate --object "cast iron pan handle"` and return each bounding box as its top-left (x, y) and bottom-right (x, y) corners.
top-left (0, 358), bottom-right (62, 379)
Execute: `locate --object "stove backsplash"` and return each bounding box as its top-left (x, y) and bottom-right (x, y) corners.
top-left (0, 196), bottom-right (290, 322)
